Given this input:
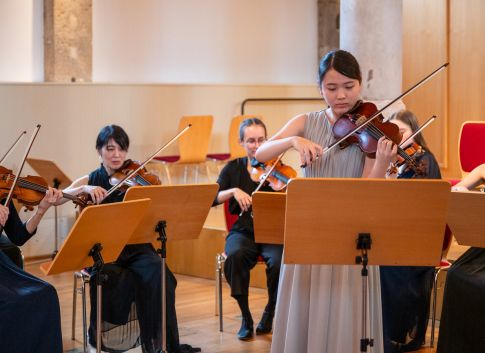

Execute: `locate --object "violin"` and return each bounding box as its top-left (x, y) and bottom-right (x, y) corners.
top-left (109, 159), bottom-right (161, 191)
top-left (250, 158), bottom-right (297, 191)
top-left (0, 165), bottom-right (87, 209)
top-left (332, 100), bottom-right (419, 170)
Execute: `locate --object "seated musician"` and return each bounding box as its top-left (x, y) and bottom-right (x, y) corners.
top-left (212, 118), bottom-right (283, 340)
top-left (438, 163), bottom-right (485, 353)
top-left (60, 124), bottom-right (199, 353)
top-left (0, 187), bottom-right (64, 353)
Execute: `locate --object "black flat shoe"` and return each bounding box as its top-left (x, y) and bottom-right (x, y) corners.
top-left (256, 310), bottom-right (274, 334)
top-left (237, 318), bottom-right (254, 340)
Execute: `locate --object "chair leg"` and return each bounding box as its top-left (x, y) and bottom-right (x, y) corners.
top-left (205, 163), bottom-right (212, 182)
top-left (430, 267), bottom-right (441, 348)
top-left (72, 272), bottom-right (78, 341)
top-left (163, 164), bottom-right (172, 185)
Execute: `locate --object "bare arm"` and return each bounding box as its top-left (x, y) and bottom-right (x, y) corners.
top-left (58, 175), bottom-right (107, 205)
top-left (255, 114), bottom-right (323, 167)
top-left (216, 188), bottom-right (252, 212)
top-left (453, 164), bottom-right (485, 191)
top-left (362, 137), bottom-right (397, 178)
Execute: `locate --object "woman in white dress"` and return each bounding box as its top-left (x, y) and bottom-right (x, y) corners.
top-left (255, 49), bottom-right (396, 353)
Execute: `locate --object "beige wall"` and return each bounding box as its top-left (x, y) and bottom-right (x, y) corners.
top-left (0, 82), bottom-right (322, 259)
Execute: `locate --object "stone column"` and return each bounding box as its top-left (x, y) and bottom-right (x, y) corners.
top-left (340, 0), bottom-right (403, 106)
top-left (44, 0), bottom-right (92, 82)
top-left (317, 0), bottom-right (340, 59)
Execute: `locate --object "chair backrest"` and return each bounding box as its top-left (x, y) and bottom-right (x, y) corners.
top-left (458, 121), bottom-right (485, 176)
top-left (177, 115), bottom-right (214, 163)
top-left (223, 200), bottom-right (238, 232)
top-left (229, 115), bottom-right (263, 159)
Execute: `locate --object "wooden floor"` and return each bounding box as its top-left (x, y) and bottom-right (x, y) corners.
top-left (28, 261), bottom-right (439, 353)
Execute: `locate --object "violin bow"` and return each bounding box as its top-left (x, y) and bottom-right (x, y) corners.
top-left (321, 63), bottom-right (449, 156)
top-left (0, 130), bottom-right (27, 164)
top-left (399, 115), bottom-right (437, 147)
top-left (0, 125), bottom-right (41, 234)
top-left (104, 124), bottom-right (192, 198)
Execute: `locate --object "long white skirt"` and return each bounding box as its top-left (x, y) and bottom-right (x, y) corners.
top-left (270, 264), bottom-right (384, 353)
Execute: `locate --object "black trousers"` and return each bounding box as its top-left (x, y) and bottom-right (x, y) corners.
top-left (89, 243), bottom-right (179, 353)
top-left (224, 230), bottom-right (283, 306)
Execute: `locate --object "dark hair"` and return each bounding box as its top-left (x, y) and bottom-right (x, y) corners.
top-left (318, 50), bottom-right (362, 87)
top-left (239, 118), bottom-right (267, 141)
top-left (390, 110), bottom-right (430, 151)
top-left (95, 125), bottom-right (130, 151)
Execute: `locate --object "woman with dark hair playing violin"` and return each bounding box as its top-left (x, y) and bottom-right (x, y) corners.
top-left (256, 50), bottom-right (397, 353)
top-left (380, 110), bottom-right (441, 352)
top-left (0, 187), bottom-right (64, 352)
top-left (386, 110), bottom-right (441, 180)
top-left (212, 118), bottom-right (284, 340)
top-left (60, 125), bottom-right (199, 353)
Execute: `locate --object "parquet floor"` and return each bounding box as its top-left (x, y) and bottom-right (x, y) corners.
top-left (27, 261), bottom-right (439, 353)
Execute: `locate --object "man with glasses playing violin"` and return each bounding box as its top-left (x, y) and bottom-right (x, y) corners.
top-left (212, 118), bottom-right (284, 340)
top-left (0, 187), bottom-right (64, 353)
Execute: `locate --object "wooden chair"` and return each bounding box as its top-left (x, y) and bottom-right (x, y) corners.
top-left (208, 115), bottom-right (263, 171)
top-left (152, 115), bottom-right (213, 184)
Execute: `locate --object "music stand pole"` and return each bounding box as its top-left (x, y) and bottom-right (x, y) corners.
top-left (88, 243), bottom-right (107, 353)
top-left (356, 233), bottom-right (373, 352)
top-left (53, 177), bottom-right (61, 252)
top-left (155, 220), bottom-right (168, 353)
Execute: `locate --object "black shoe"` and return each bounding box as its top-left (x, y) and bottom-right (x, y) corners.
top-left (255, 310), bottom-right (274, 334)
top-left (237, 318), bottom-right (254, 340)
top-left (175, 344), bottom-right (202, 353)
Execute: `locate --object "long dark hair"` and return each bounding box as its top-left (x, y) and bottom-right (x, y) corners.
top-left (95, 125), bottom-right (130, 151)
top-left (318, 50), bottom-right (362, 87)
top-left (239, 118), bottom-right (267, 141)
top-left (390, 110), bottom-right (431, 151)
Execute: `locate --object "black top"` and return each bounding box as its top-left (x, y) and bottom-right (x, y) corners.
top-left (88, 164), bottom-right (125, 204)
top-left (397, 150), bottom-right (441, 179)
top-left (1, 201), bottom-right (34, 246)
top-left (214, 157), bottom-right (272, 234)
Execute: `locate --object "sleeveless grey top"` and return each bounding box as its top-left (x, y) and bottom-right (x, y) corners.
top-left (303, 110), bottom-right (365, 178)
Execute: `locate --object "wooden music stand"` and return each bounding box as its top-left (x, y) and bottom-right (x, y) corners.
top-left (252, 191), bottom-right (286, 244)
top-left (27, 158), bottom-right (73, 252)
top-left (123, 183), bottom-right (218, 353)
top-left (41, 198), bottom-right (151, 353)
top-left (284, 178), bottom-right (450, 353)
top-left (447, 191), bottom-right (485, 247)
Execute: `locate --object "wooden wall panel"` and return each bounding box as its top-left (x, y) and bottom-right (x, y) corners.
top-left (448, 0), bottom-right (485, 177)
top-left (402, 0), bottom-right (448, 170)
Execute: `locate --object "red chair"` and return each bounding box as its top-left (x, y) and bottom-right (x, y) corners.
top-left (215, 200), bottom-right (264, 332)
top-left (458, 121), bottom-right (485, 178)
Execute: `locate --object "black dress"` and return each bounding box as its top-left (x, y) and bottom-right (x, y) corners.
top-left (214, 157), bottom-right (283, 312)
top-left (380, 150), bottom-right (441, 352)
top-left (0, 202), bottom-right (63, 353)
top-left (87, 165), bottom-right (180, 353)
top-left (437, 249), bottom-right (485, 352)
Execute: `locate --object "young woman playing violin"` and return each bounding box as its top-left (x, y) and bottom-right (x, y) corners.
top-left (61, 125), bottom-right (199, 353)
top-left (1, 186), bottom-right (64, 353)
top-left (255, 50), bottom-right (397, 353)
top-left (380, 110), bottom-right (442, 353)
top-left (213, 118), bottom-right (284, 340)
